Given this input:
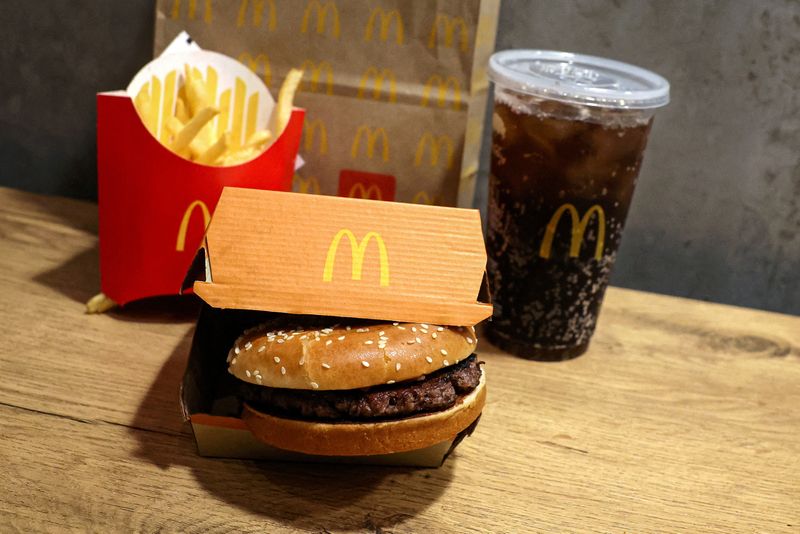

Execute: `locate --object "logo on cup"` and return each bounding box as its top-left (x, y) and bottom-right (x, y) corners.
top-left (357, 67), bottom-right (397, 102)
top-left (351, 126), bottom-right (389, 161)
top-left (323, 229), bottom-right (390, 287)
top-left (176, 200), bottom-right (211, 252)
top-left (421, 75), bottom-right (461, 110)
top-left (301, 0), bottom-right (340, 38)
top-left (414, 133), bottom-right (454, 169)
top-left (428, 14), bottom-right (469, 52)
top-left (364, 8), bottom-right (404, 44)
top-left (236, 0), bottom-right (276, 29)
top-left (539, 204), bottom-right (606, 261)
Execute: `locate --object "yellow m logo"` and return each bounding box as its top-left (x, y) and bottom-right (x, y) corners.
top-left (236, 0), bottom-right (276, 29)
top-left (323, 229), bottom-right (390, 287)
top-left (351, 126), bottom-right (389, 161)
top-left (357, 67), bottom-right (397, 102)
top-left (170, 0), bottom-right (212, 23)
top-left (238, 52), bottom-right (272, 87)
top-left (364, 8), bottom-right (404, 44)
top-left (301, 0), bottom-right (340, 38)
top-left (539, 204), bottom-right (606, 261)
top-left (299, 60), bottom-right (334, 94)
top-left (414, 133), bottom-right (454, 169)
top-left (294, 175), bottom-right (321, 194)
top-left (421, 74), bottom-right (461, 110)
top-left (176, 200), bottom-right (211, 252)
top-left (349, 183), bottom-right (382, 200)
top-left (304, 119), bottom-right (328, 155)
top-left (428, 14), bottom-right (469, 52)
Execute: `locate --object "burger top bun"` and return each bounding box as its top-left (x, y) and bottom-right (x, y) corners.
top-left (227, 321), bottom-right (478, 390)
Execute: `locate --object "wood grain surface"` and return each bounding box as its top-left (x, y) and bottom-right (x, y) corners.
top-left (0, 186), bottom-right (798, 533)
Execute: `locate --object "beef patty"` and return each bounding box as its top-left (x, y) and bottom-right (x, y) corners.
top-left (240, 355), bottom-right (482, 421)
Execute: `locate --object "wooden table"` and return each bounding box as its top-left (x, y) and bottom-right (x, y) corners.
top-left (1, 186), bottom-right (798, 533)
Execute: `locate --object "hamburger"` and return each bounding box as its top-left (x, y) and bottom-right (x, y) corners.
top-left (226, 318), bottom-right (486, 456)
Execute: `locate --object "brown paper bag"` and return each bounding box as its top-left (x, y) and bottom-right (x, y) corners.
top-left (155, 0), bottom-right (500, 207)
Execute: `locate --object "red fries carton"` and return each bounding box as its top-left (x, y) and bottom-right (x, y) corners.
top-left (96, 35), bottom-right (304, 306)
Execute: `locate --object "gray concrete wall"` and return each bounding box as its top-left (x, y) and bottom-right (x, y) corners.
top-left (1, 0), bottom-right (798, 315)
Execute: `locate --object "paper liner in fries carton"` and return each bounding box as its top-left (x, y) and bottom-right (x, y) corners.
top-left (97, 35), bottom-right (304, 306)
top-left (179, 187), bottom-right (491, 465)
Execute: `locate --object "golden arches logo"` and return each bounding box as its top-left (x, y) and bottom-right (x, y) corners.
top-left (539, 204), bottom-right (606, 261)
top-left (170, 0), bottom-right (212, 23)
top-left (304, 119), bottom-right (328, 155)
top-left (351, 126), bottom-right (389, 161)
top-left (238, 52), bottom-right (272, 87)
top-left (301, 0), bottom-right (340, 38)
top-left (364, 8), bottom-right (404, 44)
top-left (323, 230), bottom-right (389, 287)
top-left (357, 67), bottom-right (397, 102)
top-left (176, 200), bottom-right (211, 252)
top-left (428, 14), bottom-right (469, 52)
top-left (412, 191), bottom-right (443, 205)
top-left (414, 133), bottom-right (454, 169)
top-left (294, 175), bottom-right (321, 194)
top-left (299, 60), bottom-right (334, 95)
top-left (348, 183), bottom-right (382, 200)
top-left (237, 0), bottom-right (276, 29)
top-left (421, 75), bottom-right (462, 110)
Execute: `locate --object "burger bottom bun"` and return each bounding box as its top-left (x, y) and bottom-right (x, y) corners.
top-left (242, 373), bottom-right (486, 456)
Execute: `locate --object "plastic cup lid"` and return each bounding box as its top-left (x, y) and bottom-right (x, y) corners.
top-left (488, 50), bottom-right (670, 110)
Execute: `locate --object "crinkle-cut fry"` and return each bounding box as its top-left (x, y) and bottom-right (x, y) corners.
top-left (243, 129), bottom-right (272, 149)
top-left (271, 69), bottom-right (303, 138)
top-left (86, 292), bottom-right (117, 314)
top-left (172, 106), bottom-right (219, 152)
top-left (197, 133), bottom-right (230, 165)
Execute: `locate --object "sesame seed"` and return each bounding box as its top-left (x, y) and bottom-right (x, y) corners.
top-left (244, 342), bottom-right (252, 350)
top-left (231, 357), bottom-right (237, 365)
top-left (421, 324), bottom-right (429, 328)
top-left (280, 366), bottom-right (286, 375)
top-left (396, 363), bottom-right (401, 371)
top-left (276, 339), bottom-right (284, 344)
top-left (322, 328), bottom-right (333, 334)
top-left (378, 343), bottom-right (386, 349)
top-left (437, 327), bottom-right (444, 332)
top-left (425, 356), bottom-right (433, 364)
top-left (234, 346), bottom-right (240, 355)
top-left (380, 336), bottom-right (389, 342)
top-left (379, 331), bottom-right (384, 336)
top-left (432, 332), bottom-right (438, 339)
top-left (346, 326), bottom-right (351, 331)
top-left (338, 335), bottom-right (345, 341)
top-left (411, 327), bottom-right (417, 332)
top-left (441, 349), bottom-right (448, 356)
top-left (245, 370), bottom-right (251, 377)
top-left (299, 357), bottom-right (305, 365)
top-left (310, 382), bottom-right (319, 389)
top-left (397, 326), bottom-right (406, 330)
top-left (322, 363), bottom-right (331, 369)
top-left (273, 356), bottom-right (281, 363)
top-left (364, 340), bottom-right (374, 345)
top-left (300, 334), bottom-right (308, 340)
top-left (443, 359), bottom-right (450, 365)
top-left (256, 376), bottom-right (262, 383)
top-left (362, 361), bottom-right (370, 367)
top-left (420, 329), bottom-right (428, 334)
top-left (387, 380), bottom-right (396, 384)
top-left (415, 337), bottom-right (422, 344)
top-left (408, 339), bottom-right (416, 344)
top-left (392, 322), bottom-right (399, 326)
top-left (466, 337), bottom-right (474, 344)
top-left (258, 345), bottom-right (266, 353)
top-left (326, 340), bottom-right (332, 346)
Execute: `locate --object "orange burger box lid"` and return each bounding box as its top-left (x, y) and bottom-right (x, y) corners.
top-left (180, 187), bottom-right (492, 466)
top-left (97, 34), bottom-right (304, 306)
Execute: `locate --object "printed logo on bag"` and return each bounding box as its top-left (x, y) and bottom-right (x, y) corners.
top-left (428, 14), bottom-right (469, 52)
top-left (301, 0), bottom-right (340, 38)
top-left (176, 200), bottom-right (211, 252)
top-left (539, 204), bottom-right (606, 261)
top-left (294, 175), bottom-right (321, 194)
top-left (303, 119), bottom-right (328, 155)
top-left (338, 170), bottom-right (396, 201)
top-left (421, 75), bottom-right (462, 110)
top-left (322, 230), bottom-right (390, 287)
top-left (364, 8), bottom-right (404, 44)
top-left (299, 60), bottom-right (334, 94)
top-left (351, 126), bottom-right (389, 161)
top-left (414, 133), bottom-right (455, 169)
top-left (237, 0), bottom-right (276, 29)
top-left (238, 52), bottom-right (272, 87)
top-left (412, 191), bottom-right (444, 206)
top-left (170, 0), bottom-right (212, 23)
top-left (357, 67), bottom-right (397, 102)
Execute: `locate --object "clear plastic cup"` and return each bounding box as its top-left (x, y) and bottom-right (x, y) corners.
top-left (486, 50), bottom-right (669, 360)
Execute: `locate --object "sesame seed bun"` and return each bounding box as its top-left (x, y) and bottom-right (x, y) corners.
top-left (242, 372), bottom-right (486, 456)
top-left (227, 321), bottom-right (478, 390)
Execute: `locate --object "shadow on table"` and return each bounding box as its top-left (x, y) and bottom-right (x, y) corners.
top-left (130, 331), bottom-right (454, 531)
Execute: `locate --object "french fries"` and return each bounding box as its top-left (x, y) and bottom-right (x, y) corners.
top-left (85, 292), bottom-right (117, 314)
top-left (130, 65), bottom-right (303, 167)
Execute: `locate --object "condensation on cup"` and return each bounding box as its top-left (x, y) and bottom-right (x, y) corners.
top-left (486, 50), bottom-right (670, 360)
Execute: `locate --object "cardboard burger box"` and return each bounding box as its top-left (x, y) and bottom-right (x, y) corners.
top-left (180, 187), bottom-right (492, 466)
top-left (96, 34), bottom-right (304, 306)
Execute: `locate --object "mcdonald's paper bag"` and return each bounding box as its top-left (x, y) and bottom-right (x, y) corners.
top-left (154, 0), bottom-right (500, 207)
top-left (97, 36), bottom-right (304, 306)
